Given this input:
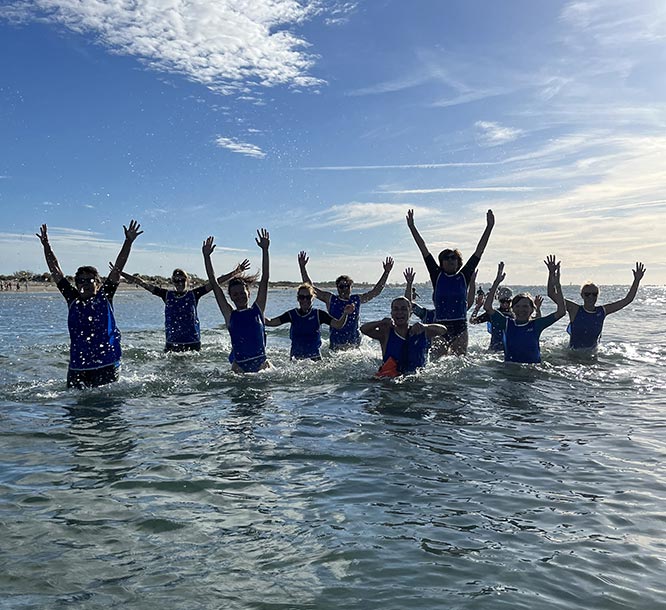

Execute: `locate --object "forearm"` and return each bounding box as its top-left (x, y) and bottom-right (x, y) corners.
top-left (484, 280), bottom-right (500, 314)
top-left (473, 223), bottom-right (493, 258)
top-left (409, 224), bottom-right (429, 258)
top-left (42, 243), bottom-right (64, 281)
top-left (110, 238), bottom-right (135, 282)
top-left (331, 313), bottom-right (349, 330)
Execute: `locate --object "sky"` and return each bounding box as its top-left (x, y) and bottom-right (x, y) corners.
top-left (1, 0), bottom-right (665, 286)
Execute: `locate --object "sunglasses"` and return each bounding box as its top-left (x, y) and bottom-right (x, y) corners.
top-left (441, 255), bottom-right (457, 261)
top-left (75, 277), bottom-right (97, 285)
top-left (583, 291), bottom-right (598, 297)
top-left (297, 294), bottom-right (312, 300)
top-left (337, 283), bottom-right (351, 290)
top-left (499, 298), bottom-right (511, 303)
top-left (173, 277), bottom-right (187, 283)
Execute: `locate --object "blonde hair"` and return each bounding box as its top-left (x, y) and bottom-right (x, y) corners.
top-left (297, 283), bottom-right (315, 297)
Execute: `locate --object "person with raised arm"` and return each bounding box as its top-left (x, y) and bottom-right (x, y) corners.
top-left (202, 230), bottom-right (271, 373)
top-left (298, 251), bottom-right (394, 351)
top-left (548, 263), bottom-right (646, 350)
top-left (37, 221), bottom-right (143, 388)
top-left (484, 257), bottom-right (565, 364)
top-left (361, 290), bottom-right (448, 378)
top-left (406, 208), bottom-right (494, 355)
top-left (265, 283), bottom-right (356, 361)
top-left (119, 260), bottom-right (250, 352)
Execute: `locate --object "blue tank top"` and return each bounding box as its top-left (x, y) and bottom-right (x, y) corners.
top-left (289, 308), bottom-right (322, 359)
top-left (434, 272), bottom-right (467, 321)
top-left (487, 310), bottom-right (513, 352)
top-left (228, 303), bottom-right (266, 366)
top-left (329, 294), bottom-right (361, 349)
top-left (384, 327), bottom-right (429, 374)
top-left (165, 290), bottom-right (200, 345)
top-left (67, 289), bottom-right (121, 370)
top-left (503, 318), bottom-right (542, 363)
top-left (568, 306), bottom-right (605, 349)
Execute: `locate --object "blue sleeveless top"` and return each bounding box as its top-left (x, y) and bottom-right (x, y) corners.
top-left (329, 294), bottom-right (361, 349)
top-left (228, 303), bottom-right (266, 369)
top-left (383, 327), bottom-right (429, 374)
top-left (165, 290), bottom-right (200, 345)
top-left (568, 306), bottom-right (605, 349)
top-left (497, 313), bottom-right (558, 364)
top-left (289, 308), bottom-right (322, 359)
top-left (67, 288), bottom-right (121, 370)
top-left (434, 272), bottom-right (467, 321)
top-left (488, 311), bottom-right (513, 352)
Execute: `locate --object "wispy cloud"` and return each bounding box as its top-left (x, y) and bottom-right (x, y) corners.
top-left (215, 136), bottom-right (266, 159)
top-left (308, 202), bottom-right (432, 231)
top-left (0, 0), bottom-right (330, 94)
top-left (378, 187), bottom-right (544, 195)
top-left (298, 162), bottom-right (499, 171)
top-left (475, 121), bottom-right (523, 146)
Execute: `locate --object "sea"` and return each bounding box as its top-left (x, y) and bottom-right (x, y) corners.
top-left (1, 284), bottom-right (665, 610)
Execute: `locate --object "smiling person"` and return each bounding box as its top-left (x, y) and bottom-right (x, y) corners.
top-left (298, 250), bottom-right (394, 351)
top-left (361, 294), bottom-right (448, 378)
top-left (37, 221), bottom-right (143, 389)
top-left (265, 283), bottom-right (355, 361)
top-left (549, 262), bottom-right (646, 350)
top-left (406, 208), bottom-right (494, 355)
top-left (119, 260), bottom-right (249, 352)
top-left (202, 230), bottom-right (271, 373)
top-left (484, 257), bottom-right (565, 364)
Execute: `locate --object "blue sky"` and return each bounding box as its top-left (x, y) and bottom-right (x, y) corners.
top-left (1, 0), bottom-right (665, 286)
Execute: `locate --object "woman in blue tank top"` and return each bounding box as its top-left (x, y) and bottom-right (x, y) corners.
top-left (546, 263), bottom-right (646, 350)
top-left (406, 208), bottom-right (494, 356)
top-left (37, 220), bottom-right (143, 389)
top-left (203, 230), bottom-right (271, 373)
top-left (265, 284), bottom-right (355, 360)
top-left (484, 258), bottom-right (565, 364)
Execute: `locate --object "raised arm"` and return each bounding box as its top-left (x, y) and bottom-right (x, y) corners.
top-left (298, 250), bottom-right (332, 306)
top-left (544, 255), bottom-right (566, 320)
top-left (254, 228), bottom-right (270, 314)
top-left (108, 220), bottom-right (143, 284)
top-left (36, 224), bottom-right (64, 284)
top-left (202, 237), bottom-right (233, 324)
top-left (603, 262), bottom-right (646, 315)
top-left (330, 303), bottom-right (355, 329)
top-left (406, 209), bottom-right (431, 259)
top-left (533, 294), bottom-right (543, 319)
top-left (484, 262), bottom-right (505, 315)
top-left (404, 267), bottom-right (415, 301)
top-left (215, 259), bottom-right (251, 287)
top-left (359, 257), bottom-right (394, 304)
top-left (467, 269), bottom-right (478, 310)
top-left (118, 270), bottom-right (156, 292)
top-left (546, 255), bottom-right (577, 315)
top-left (472, 210), bottom-right (495, 259)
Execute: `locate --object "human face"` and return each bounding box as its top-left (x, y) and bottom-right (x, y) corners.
top-left (391, 299), bottom-right (411, 327)
top-left (581, 286), bottom-right (598, 308)
top-left (336, 281), bottom-right (352, 299)
top-left (498, 298), bottom-right (512, 311)
top-left (229, 283), bottom-right (250, 309)
top-left (75, 274), bottom-right (100, 299)
top-left (297, 291), bottom-right (313, 311)
top-left (172, 274), bottom-right (188, 293)
top-left (439, 251), bottom-right (459, 274)
top-left (511, 297), bottom-right (534, 323)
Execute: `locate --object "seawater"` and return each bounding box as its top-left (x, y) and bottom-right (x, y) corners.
top-left (1, 285), bottom-right (665, 610)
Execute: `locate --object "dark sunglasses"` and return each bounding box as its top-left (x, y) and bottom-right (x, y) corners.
top-left (297, 294), bottom-right (312, 300)
top-left (173, 277), bottom-right (187, 283)
top-left (583, 291), bottom-right (598, 297)
top-left (337, 283), bottom-right (351, 290)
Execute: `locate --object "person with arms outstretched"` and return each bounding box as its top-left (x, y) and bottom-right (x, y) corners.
top-left (37, 221), bottom-right (142, 388)
top-left (119, 261), bottom-right (249, 352)
top-left (484, 256), bottom-right (565, 364)
top-left (202, 230), bottom-right (271, 373)
top-left (406, 208), bottom-right (494, 355)
top-left (299, 251), bottom-right (394, 351)
top-left (548, 262), bottom-right (646, 350)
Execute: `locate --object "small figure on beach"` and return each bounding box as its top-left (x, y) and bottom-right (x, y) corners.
top-left (483, 257), bottom-right (564, 364)
top-left (298, 251), bottom-right (394, 351)
top-left (119, 262), bottom-right (250, 352)
top-left (406, 208), bottom-right (494, 355)
top-left (361, 291), bottom-right (448, 378)
top-left (265, 283), bottom-right (355, 360)
top-left (37, 221), bottom-right (143, 388)
top-left (202, 230), bottom-right (271, 373)
top-left (549, 262), bottom-right (646, 350)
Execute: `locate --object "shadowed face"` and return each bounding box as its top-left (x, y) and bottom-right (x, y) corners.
top-left (438, 249), bottom-right (462, 274)
top-left (391, 298), bottom-right (411, 326)
top-left (581, 284), bottom-right (599, 309)
top-left (172, 272), bottom-right (188, 293)
top-left (229, 283), bottom-right (250, 309)
top-left (297, 289), bottom-right (313, 312)
top-left (336, 280), bottom-right (352, 299)
top-left (512, 297), bottom-right (534, 323)
top-left (75, 273), bottom-right (100, 299)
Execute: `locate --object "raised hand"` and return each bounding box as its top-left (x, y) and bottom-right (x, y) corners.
top-left (256, 228), bottom-right (270, 250)
top-left (406, 208), bottom-right (415, 229)
top-left (202, 236), bottom-right (216, 257)
top-left (486, 209), bottom-right (495, 228)
top-left (494, 261), bottom-right (506, 284)
top-left (403, 267), bottom-right (416, 284)
top-left (633, 262), bottom-right (646, 282)
top-left (36, 224), bottom-right (49, 246)
top-left (298, 250), bottom-right (309, 268)
top-left (383, 256), bottom-right (394, 273)
top-left (123, 219), bottom-right (143, 242)
top-left (534, 294), bottom-right (543, 310)
top-left (544, 254), bottom-right (560, 273)
top-left (236, 259), bottom-right (251, 274)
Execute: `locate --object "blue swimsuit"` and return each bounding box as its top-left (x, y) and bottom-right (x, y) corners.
top-left (493, 312), bottom-right (559, 364)
top-left (288, 308), bottom-right (324, 360)
top-left (568, 306), bottom-right (606, 349)
top-left (165, 290), bottom-right (200, 348)
top-left (328, 294), bottom-right (361, 350)
top-left (228, 303), bottom-right (267, 372)
top-left (383, 327), bottom-right (429, 374)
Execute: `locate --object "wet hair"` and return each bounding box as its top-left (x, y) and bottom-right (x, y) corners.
top-left (297, 283), bottom-right (315, 297)
top-left (511, 292), bottom-right (535, 312)
top-left (438, 248), bottom-right (463, 271)
top-left (335, 275), bottom-right (353, 286)
top-left (74, 266), bottom-right (101, 283)
top-left (580, 282), bottom-right (600, 297)
top-left (228, 272), bottom-right (260, 292)
top-left (391, 296), bottom-right (412, 309)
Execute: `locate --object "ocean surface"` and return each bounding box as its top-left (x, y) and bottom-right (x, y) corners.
top-left (1, 284), bottom-right (665, 610)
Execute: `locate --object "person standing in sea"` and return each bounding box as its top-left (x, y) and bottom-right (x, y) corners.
top-left (298, 250), bottom-right (394, 351)
top-left (36, 221), bottom-right (143, 388)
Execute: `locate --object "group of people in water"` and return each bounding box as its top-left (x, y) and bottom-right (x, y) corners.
top-left (37, 210), bottom-right (646, 388)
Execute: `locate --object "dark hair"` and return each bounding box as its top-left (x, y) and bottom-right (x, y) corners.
top-left (228, 272), bottom-right (259, 291)
top-left (437, 249), bottom-right (463, 271)
top-left (511, 293), bottom-right (535, 311)
top-left (335, 275), bottom-right (353, 286)
top-left (74, 266), bottom-right (100, 283)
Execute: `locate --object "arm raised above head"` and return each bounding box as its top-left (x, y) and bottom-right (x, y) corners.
top-left (604, 262), bottom-right (646, 315)
top-left (472, 210), bottom-right (494, 259)
top-left (36, 224), bottom-right (64, 283)
top-left (406, 209), bottom-right (431, 260)
top-left (359, 257), bottom-right (394, 304)
top-left (484, 262), bottom-right (505, 315)
top-left (545, 255), bottom-right (566, 320)
top-left (298, 250), bottom-right (333, 306)
top-left (202, 236), bottom-right (233, 324)
top-left (254, 228), bottom-right (270, 313)
top-left (108, 219), bottom-right (143, 283)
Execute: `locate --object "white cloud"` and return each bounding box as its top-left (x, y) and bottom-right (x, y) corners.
top-left (215, 136), bottom-right (266, 159)
top-left (298, 162), bottom-right (498, 171)
top-left (378, 187), bottom-right (543, 195)
top-left (0, 0), bottom-right (329, 94)
top-left (308, 202), bottom-right (432, 231)
top-left (475, 121), bottom-right (523, 146)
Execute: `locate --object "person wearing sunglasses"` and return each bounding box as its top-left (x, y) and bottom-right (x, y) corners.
top-left (548, 262), bottom-right (646, 350)
top-left (406, 208), bottom-right (494, 355)
top-left (36, 220), bottom-right (142, 388)
top-left (203, 230), bottom-right (271, 373)
top-left (118, 261), bottom-right (250, 352)
top-left (298, 251), bottom-right (394, 351)
top-left (265, 284), bottom-right (355, 360)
